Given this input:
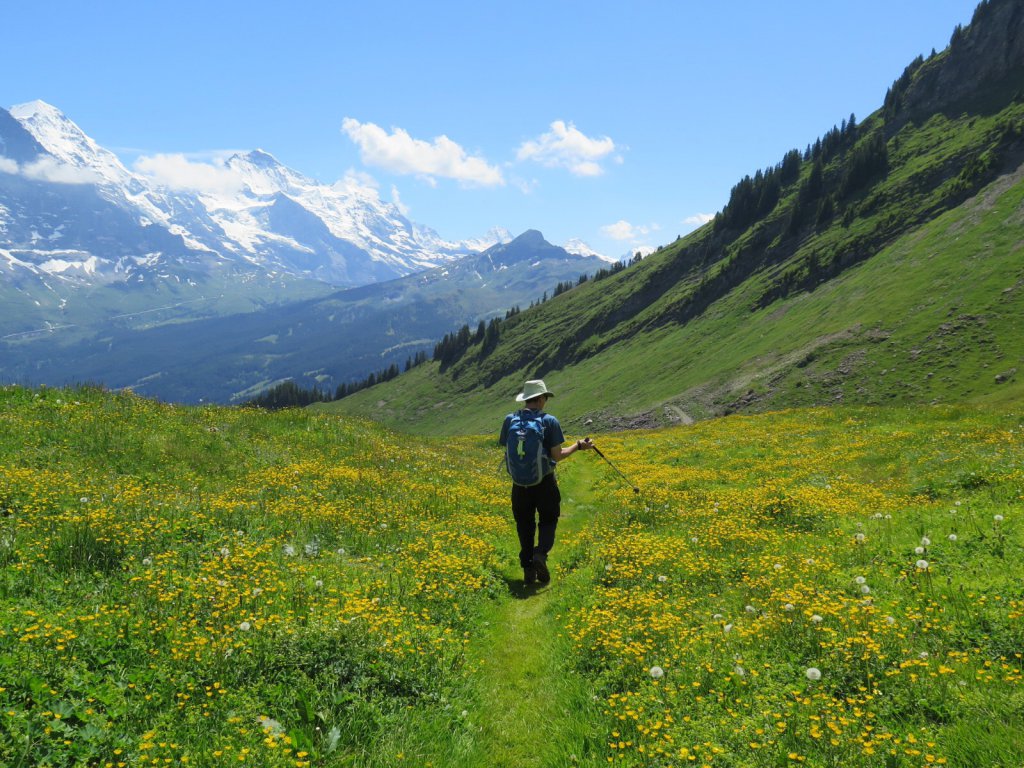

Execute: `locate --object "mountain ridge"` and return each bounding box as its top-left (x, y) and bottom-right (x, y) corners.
top-left (321, 0), bottom-right (1024, 435)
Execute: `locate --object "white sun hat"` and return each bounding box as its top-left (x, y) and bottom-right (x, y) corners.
top-left (515, 379), bottom-right (554, 402)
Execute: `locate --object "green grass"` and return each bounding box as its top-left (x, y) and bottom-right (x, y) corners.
top-left (2, 386), bottom-right (1023, 766)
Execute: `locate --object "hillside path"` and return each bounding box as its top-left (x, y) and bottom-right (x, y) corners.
top-left (461, 461), bottom-right (603, 768)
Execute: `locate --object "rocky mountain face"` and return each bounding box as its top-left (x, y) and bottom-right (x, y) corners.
top-left (888, 0), bottom-right (1024, 125)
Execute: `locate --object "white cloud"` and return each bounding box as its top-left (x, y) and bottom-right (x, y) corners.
top-left (133, 153), bottom-right (245, 195)
top-left (390, 185), bottom-right (409, 216)
top-left (684, 213), bottom-right (715, 227)
top-left (341, 118), bottom-right (504, 187)
top-left (600, 219), bottom-right (657, 241)
top-left (517, 121), bottom-right (618, 176)
top-left (0, 157), bottom-right (18, 175)
top-left (21, 156), bottom-right (100, 185)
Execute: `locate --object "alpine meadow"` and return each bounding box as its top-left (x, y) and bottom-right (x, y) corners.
top-left (3, 1), bottom-right (1024, 768)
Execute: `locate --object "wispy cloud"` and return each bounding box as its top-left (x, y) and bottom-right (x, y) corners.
top-left (0, 157), bottom-right (18, 175)
top-left (133, 153), bottom-right (245, 195)
top-left (17, 156), bottom-right (100, 185)
top-left (517, 121), bottom-right (618, 177)
top-left (684, 213), bottom-right (715, 227)
top-left (341, 118), bottom-right (504, 187)
top-left (600, 219), bottom-right (657, 241)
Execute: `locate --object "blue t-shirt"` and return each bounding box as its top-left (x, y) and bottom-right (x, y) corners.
top-left (499, 409), bottom-right (565, 475)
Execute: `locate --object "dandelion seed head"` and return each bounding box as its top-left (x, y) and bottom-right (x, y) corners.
top-left (994, 514), bottom-right (1004, 522)
top-left (916, 559), bottom-right (929, 570)
top-left (805, 667), bottom-right (822, 681)
top-left (855, 533), bottom-right (866, 542)
top-left (723, 623), bottom-right (734, 633)
top-left (886, 616), bottom-right (896, 625)
top-left (734, 665), bottom-right (745, 676)
top-left (855, 576), bottom-right (866, 585)
top-left (239, 621), bottom-right (251, 631)
top-left (773, 563), bottom-right (783, 571)
top-left (920, 536), bottom-right (931, 547)
top-left (811, 614), bottom-right (823, 624)
top-left (915, 546), bottom-right (925, 555)
top-left (713, 613), bottom-right (724, 621)
top-left (860, 585), bottom-right (871, 595)
top-left (283, 545), bottom-right (296, 557)
top-left (219, 547), bottom-right (230, 558)
top-left (948, 534), bottom-right (958, 542)
top-left (142, 557), bottom-right (153, 567)
top-left (657, 574), bottom-right (668, 583)
top-left (649, 666), bottom-right (665, 679)
top-left (784, 604), bottom-right (795, 612)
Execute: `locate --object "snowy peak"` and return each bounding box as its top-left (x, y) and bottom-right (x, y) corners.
top-left (10, 100), bottom-right (130, 186)
top-left (564, 237), bottom-right (613, 262)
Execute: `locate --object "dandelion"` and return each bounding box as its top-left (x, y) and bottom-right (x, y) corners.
top-left (314, 579), bottom-right (324, 589)
top-left (915, 546), bottom-right (925, 555)
top-left (855, 576), bottom-right (866, 585)
top-left (919, 651), bottom-right (930, 660)
top-left (605, 564), bottom-right (613, 572)
top-left (773, 563), bottom-right (783, 571)
top-left (649, 666), bottom-right (665, 679)
top-left (142, 557), bottom-right (153, 567)
top-left (239, 621), bottom-right (251, 631)
top-left (79, 497), bottom-right (90, 504)
top-left (855, 533), bottom-right (866, 543)
top-left (304, 541), bottom-right (320, 557)
top-left (723, 623), bottom-right (734, 634)
top-left (784, 604), bottom-right (795, 612)
top-left (948, 534), bottom-right (958, 542)
top-left (886, 616), bottom-right (896, 625)
top-left (258, 717), bottom-right (285, 736)
top-left (734, 665), bottom-right (746, 676)
top-left (916, 559), bottom-right (929, 570)
top-left (283, 545), bottom-right (296, 557)
top-left (860, 585), bottom-right (871, 595)
top-left (219, 547), bottom-right (230, 558)
top-left (657, 574), bottom-right (668, 583)
top-left (336, 548), bottom-right (346, 556)
top-left (690, 536), bottom-right (699, 544)
top-left (252, 588), bottom-right (263, 597)
top-left (806, 558), bottom-right (815, 565)
top-left (745, 605), bottom-right (757, 614)
top-left (994, 514), bottom-right (1004, 523)
top-left (379, 522), bottom-right (388, 530)
top-left (805, 667), bottom-right (822, 681)
top-left (921, 536), bottom-right (931, 546)
top-left (713, 614), bottom-right (724, 621)
top-left (811, 614), bottom-right (823, 624)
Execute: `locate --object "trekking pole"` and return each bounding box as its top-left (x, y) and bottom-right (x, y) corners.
top-left (589, 441), bottom-right (640, 494)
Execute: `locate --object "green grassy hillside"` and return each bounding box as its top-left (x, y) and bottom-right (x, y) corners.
top-left (320, 156), bottom-right (1024, 436)
top-left (2, 386), bottom-right (1022, 766)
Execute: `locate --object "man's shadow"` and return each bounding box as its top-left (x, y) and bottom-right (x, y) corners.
top-left (501, 573), bottom-right (548, 600)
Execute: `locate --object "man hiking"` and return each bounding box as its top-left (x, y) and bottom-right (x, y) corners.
top-left (498, 379), bottom-right (593, 585)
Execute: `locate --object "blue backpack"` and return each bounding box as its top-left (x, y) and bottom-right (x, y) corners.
top-left (505, 410), bottom-right (552, 486)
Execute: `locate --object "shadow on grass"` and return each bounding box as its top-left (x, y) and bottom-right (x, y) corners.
top-left (500, 573), bottom-right (551, 600)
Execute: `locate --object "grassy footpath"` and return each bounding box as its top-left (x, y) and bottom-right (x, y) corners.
top-left (460, 460), bottom-right (605, 768)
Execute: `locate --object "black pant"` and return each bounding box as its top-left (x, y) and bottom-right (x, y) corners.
top-left (511, 473), bottom-right (561, 568)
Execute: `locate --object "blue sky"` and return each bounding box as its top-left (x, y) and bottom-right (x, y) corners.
top-left (8, 0), bottom-right (980, 257)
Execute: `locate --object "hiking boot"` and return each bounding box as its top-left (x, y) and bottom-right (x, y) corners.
top-left (533, 554), bottom-right (550, 584)
top-left (523, 566), bottom-right (537, 585)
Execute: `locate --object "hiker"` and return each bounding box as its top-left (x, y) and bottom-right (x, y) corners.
top-left (498, 379), bottom-right (592, 585)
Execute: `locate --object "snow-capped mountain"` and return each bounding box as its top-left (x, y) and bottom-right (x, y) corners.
top-left (564, 237), bottom-right (614, 262)
top-left (0, 101), bottom-right (507, 295)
